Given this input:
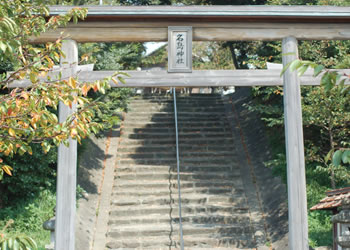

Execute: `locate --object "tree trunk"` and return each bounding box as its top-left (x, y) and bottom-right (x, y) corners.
top-left (329, 126), bottom-right (336, 189)
top-left (228, 42), bottom-right (239, 70)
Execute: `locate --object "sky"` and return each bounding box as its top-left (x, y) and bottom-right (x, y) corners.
top-left (144, 42), bottom-right (167, 56)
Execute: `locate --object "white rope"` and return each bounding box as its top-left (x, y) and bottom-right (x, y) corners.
top-left (173, 87), bottom-right (184, 250)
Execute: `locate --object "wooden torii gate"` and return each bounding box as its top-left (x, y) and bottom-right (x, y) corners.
top-left (22, 5), bottom-right (350, 250)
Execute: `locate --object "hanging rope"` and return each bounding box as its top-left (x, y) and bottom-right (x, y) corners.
top-left (173, 87), bottom-right (184, 250)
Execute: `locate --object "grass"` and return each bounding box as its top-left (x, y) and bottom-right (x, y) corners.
top-left (263, 125), bottom-right (333, 248)
top-left (0, 189), bottom-right (56, 249)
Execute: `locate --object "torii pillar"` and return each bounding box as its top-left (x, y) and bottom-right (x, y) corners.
top-left (282, 36), bottom-right (309, 250)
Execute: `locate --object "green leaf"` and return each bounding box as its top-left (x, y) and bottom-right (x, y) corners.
top-left (332, 150), bottom-right (343, 167)
top-left (21, 236), bottom-right (37, 249)
top-left (298, 64), bottom-right (309, 76)
top-left (324, 149), bottom-right (334, 163)
top-left (313, 65), bottom-right (324, 77)
top-left (342, 150), bottom-right (350, 164)
top-left (290, 60), bottom-right (302, 72)
top-left (321, 73), bottom-right (334, 92)
top-left (13, 239), bottom-right (20, 250)
top-left (0, 41), bottom-right (7, 52)
top-left (1, 239), bottom-right (8, 250)
top-left (7, 237), bottom-right (14, 249)
top-left (117, 76), bottom-right (126, 84)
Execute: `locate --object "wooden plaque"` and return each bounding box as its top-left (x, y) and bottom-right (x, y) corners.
top-left (168, 26), bottom-right (192, 73)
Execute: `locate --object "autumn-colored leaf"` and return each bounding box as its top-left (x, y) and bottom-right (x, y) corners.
top-left (68, 77), bottom-right (76, 88)
top-left (21, 91), bottom-right (29, 100)
top-left (2, 165), bottom-right (13, 176)
top-left (93, 85), bottom-right (98, 92)
top-left (70, 128), bottom-right (78, 137)
top-left (8, 128), bottom-right (15, 137)
top-left (112, 78), bottom-right (119, 85)
top-left (82, 84), bottom-right (89, 96)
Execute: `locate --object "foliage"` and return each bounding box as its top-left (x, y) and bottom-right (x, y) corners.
top-left (192, 42), bottom-right (235, 70)
top-left (45, 0), bottom-right (171, 5)
top-left (172, 0), bottom-right (266, 5)
top-left (285, 59), bottom-right (350, 188)
top-left (141, 44), bottom-right (168, 69)
top-left (0, 1), bottom-right (127, 180)
top-left (79, 42), bottom-right (140, 129)
top-left (268, 0), bottom-right (350, 5)
top-left (88, 88), bottom-right (132, 131)
top-left (79, 42), bottom-right (145, 71)
top-left (0, 222), bottom-right (38, 250)
top-left (0, 190), bottom-right (56, 249)
top-left (0, 144), bottom-right (56, 205)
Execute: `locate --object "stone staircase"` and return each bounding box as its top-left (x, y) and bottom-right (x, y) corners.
top-left (105, 94), bottom-right (268, 249)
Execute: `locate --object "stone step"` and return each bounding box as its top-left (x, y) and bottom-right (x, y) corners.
top-left (130, 96), bottom-right (223, 102)
top-left (115, 164), bottom-right (239, 173)
top-left (118, 138), bottom-right (234, 146)
top-left (112, 186), bottom-right (244, 198)
top-left (106, 235), bottom-right (254, 250)
top-left (109, 205), bottom-right (249, 218)
top-left (117, 145), bottom-right (235, 153)
top-left (129, 100), bottom-right (224, 106)
top-left (129, 101), bottom-right (224, 107)
top-left (129, 107), bottom-right (225, 113)
top-left (120, 132), bottom-right (232, 140)
top-left (123, 116), bottom-right (228, 123)
top-left (113, 177), bottom-right (241, 187)
top-left (108, 214), bottom-right (251, 226)
top-left (122, 121), bottom-right (230, 128)
top-left (114, 171), bottom-right (241, 182)
top-left (107, 223), bottom-right (253, 238)
top-left (110, 194), bottom-right (247, 207)
top-left (129, 102), bottom-right (224, 107)
top-left (120, 127), bottom-right (232, 134)
top-left (124, 111), bottom-right (226, 117)
top-left (116, 151), bottom-right (236, 159)
top-left (116, 156), bottom-right (237, 165)
top-left (112, 183), bottom-right (245, 198)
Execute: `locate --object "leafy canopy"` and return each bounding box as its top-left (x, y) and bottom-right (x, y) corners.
top-left (0, 0), bottom-right (124, 180)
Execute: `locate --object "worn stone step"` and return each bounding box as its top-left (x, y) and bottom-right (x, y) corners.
top-left (117, 156), bottom-right (236, 165)
top-left (129, 100), bottom-right (224, 106)
top-left (113, 187), bottom-right (244, 198)
top-left (125, 111), bottom-right (226, 117)
top-left (107, 223), bottom-right (253, 238)
top-left (117, 145), bottom-right (235, 153)
top-left (129, 103), bottom-right (225, 111)
top-left (130, 96), bottom-right (223, 103)
top-left (120, 132), bottom-right (232, 140)
top-left (108, 213), bottom-right (251, 226)
top-left (129, 101), bottom-right (223, 107)
top-left (123, 116), bottom-right (228, 123)
top-left (122, 121), bottom-right (230, 128)
top-left (111, 194), bottom-right (247, 207)
top-left (113, 178), bottom-right (242, 188)
top-left (118, 138), bottom-right (234, 146)
top-left (106, 235), bottom-right (254, 250)
top-left (120, 127), bottom-right (232, 134)
top-left (117, 151), bottom-right (236, 159)
top-left (115, 164), bottom-right (239, 173)
top-left (109, 206), bottom-right (250, 218)
top-left (114, 171), bottom-right (241, 183)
